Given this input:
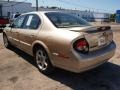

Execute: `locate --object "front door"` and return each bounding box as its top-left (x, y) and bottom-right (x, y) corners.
top-left (10, 15), bottom-right (26, 47)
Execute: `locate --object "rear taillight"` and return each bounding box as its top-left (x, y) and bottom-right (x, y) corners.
top-left (73, 39), bottom-right (89, 53)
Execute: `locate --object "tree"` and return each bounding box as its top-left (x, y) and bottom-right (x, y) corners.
top-left (109, 14), bottom-right (116, 22)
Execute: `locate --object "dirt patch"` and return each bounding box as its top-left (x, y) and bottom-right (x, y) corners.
top-left (116, 54), bottom-right (120, 59)
top-left (0, 26), bottom-right (120, 90)
top-left (0, 65), bottom-right (13, 72)
top-left (9, 76), bottom-right (18, 84)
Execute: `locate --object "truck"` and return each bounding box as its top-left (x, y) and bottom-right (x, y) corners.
top-left (0, 17), bottom-right (9, 32)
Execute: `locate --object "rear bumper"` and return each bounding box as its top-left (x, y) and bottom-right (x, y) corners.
top-left (69, 41), bottom-right (116, 73)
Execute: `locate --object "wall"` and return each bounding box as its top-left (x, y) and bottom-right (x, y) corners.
top-left (0, 1), bottom-right (34, 18)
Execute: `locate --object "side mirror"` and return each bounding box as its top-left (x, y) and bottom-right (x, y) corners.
top-left (9, 23), bottom-right (15, 28)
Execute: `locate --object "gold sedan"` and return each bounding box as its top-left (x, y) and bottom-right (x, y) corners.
top-left (3, 11), bottom-right (116, 74)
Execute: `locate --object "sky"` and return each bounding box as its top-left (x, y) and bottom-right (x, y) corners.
top-left (8, 0), bottom-right (120, 13)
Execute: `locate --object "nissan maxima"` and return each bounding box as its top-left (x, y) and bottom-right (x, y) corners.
top-left (3, 11), bottom-right (116, 74)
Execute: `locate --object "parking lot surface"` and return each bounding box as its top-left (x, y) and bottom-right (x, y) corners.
top-left (0, 25), bottom-right (120, 90)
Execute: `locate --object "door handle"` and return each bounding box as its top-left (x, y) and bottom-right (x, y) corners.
top-left (14, 31), bottom-right (19, 33)
top-left (30, 34), bottom-right (35, 37)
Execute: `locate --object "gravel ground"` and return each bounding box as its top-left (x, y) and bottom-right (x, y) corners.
top-left (0, 25), bottom-right (120, 90)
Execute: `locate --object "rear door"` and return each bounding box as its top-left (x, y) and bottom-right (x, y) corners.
top-left (18, 14), bottom-right (41, 54)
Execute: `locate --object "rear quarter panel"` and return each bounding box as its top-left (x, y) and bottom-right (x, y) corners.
top-left (35, 28), bottom-right (84, 67)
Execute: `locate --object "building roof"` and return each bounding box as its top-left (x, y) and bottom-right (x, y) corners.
top-left (0, 1), bottom-right (32, 7)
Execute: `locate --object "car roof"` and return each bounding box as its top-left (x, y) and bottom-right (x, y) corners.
top-left (21, 11), bottom-right (64, 15)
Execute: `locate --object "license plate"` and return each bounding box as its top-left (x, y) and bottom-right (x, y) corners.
top-left (98, 36), bottom-right (106, 46)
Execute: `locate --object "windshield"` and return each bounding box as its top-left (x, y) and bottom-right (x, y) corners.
top-left (45, 12), bottom-right (91, 28)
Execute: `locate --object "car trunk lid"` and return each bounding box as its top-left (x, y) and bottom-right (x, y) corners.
top-left (69, 26), bottom-right (113, 52)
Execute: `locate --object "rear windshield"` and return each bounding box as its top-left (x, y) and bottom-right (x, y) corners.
top-left (45, 12), bottom-right (90, 28)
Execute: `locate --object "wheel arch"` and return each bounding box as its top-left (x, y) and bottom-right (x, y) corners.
top-left (32, 40), bottom-right (54, 65)
top-left (3, 32), bottom-right (6, 36)
top-left (3, 29), bottom-right (7, 34)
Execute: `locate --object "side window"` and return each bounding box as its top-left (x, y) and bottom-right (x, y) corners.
top-left (13, 15), bottom-right (25, 28)
top-left (22, 14), bottom-right (41, 29)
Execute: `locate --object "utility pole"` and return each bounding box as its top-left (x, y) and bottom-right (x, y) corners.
top-left (8, 0), bottom-right (9, 2)
top-left (36, 0), bottom-right (38, 11)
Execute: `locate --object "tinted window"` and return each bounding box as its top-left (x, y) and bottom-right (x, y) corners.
top-left (45, 12), bottom-right (90, 28)
top-left (13, 15), bottom-right (25, 28)
top-left (22, 14), bottom-right (40, 29)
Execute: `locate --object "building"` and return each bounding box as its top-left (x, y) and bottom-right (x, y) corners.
top-left (0, 1), bottom-right (110, 22)
top-left (116, 10), bottom-right (120, 23)
top-left (0, 1), bottom-right (34, 18)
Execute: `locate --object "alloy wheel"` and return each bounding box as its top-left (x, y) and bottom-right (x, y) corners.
top-left (3, 35), bottom-right (9, 47)
top-left (36, 49), bottom-right (48, 71)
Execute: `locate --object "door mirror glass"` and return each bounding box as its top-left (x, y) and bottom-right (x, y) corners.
top-left (9, 23), bottom-right (15, 28)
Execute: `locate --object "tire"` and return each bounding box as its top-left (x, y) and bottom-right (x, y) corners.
top-left (3, 34), bottom-right (11, 48)
top-left (35, 47), bottom-right (54, 75)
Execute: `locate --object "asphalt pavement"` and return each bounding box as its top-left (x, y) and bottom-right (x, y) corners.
top-left (0, 25), bottom-right (120, 90)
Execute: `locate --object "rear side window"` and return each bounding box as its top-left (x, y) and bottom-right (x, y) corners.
top-left (22, 14), bottom-right (41, 29)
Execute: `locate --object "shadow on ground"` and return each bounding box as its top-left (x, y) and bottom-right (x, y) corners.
top-left (9, 46), bottom-right (120, 90)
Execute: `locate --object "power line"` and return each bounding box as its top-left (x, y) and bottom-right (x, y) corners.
top-left (55, 0), bottom-right (114, 13)
top-left (41, 0), bottom-right (45, 6)
top-left (2, 0), bottom-right (114, 13)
